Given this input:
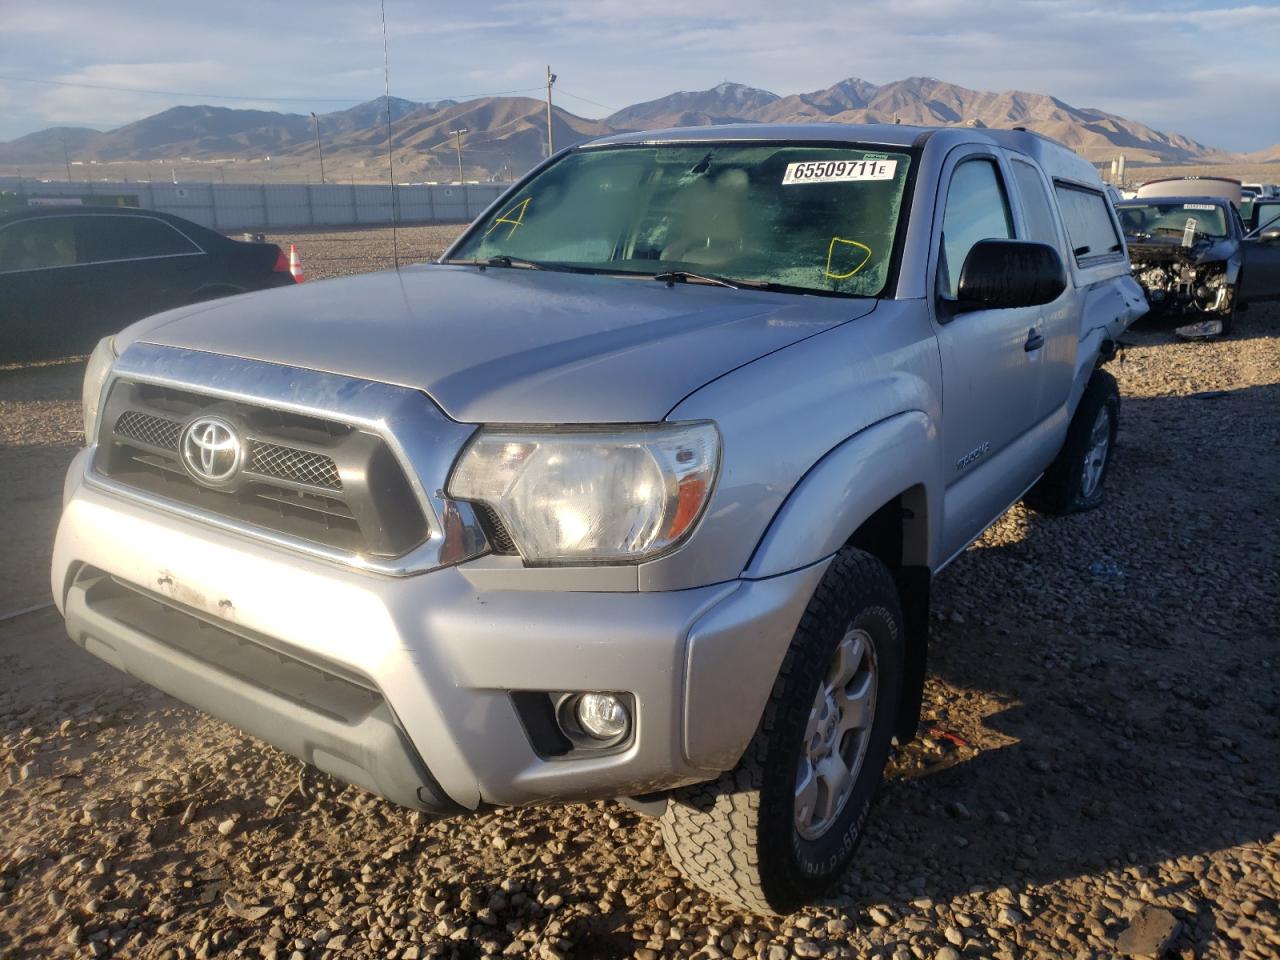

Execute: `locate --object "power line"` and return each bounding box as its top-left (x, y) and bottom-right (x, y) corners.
top-left (555, 88), bottom-right (619, 114)
top-left (0, 74), bottom-right (544, 107)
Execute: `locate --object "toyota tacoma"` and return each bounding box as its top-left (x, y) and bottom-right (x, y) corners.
top-left (55, 124), bottom-right (1145, 913)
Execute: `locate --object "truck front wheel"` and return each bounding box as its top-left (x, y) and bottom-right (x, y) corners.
top-left (659, 547), bottom-right (904, 914)
top-left (1024, 369), bottom-right (1120, 515)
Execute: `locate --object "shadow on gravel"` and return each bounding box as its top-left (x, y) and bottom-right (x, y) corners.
top-left (830, 381), bottom-right (1278, 953)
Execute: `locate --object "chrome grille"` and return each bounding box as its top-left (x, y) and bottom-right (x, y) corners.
top-left (111, 411), bottom-right (342, 492)
top-left (114, 410), bottom-right (181, 451)
top-left (97, 378), bottom-right (430, 560)
top-left (250, 441), bottom-right (341, 490)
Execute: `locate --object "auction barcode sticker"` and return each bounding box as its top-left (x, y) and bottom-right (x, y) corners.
top-left (783, 159), bottom-right (897, 184)
top-left (1183, 203), bottom-right (1216, 210)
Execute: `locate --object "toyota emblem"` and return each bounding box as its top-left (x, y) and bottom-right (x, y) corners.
top-left (180, 416), bottom-right (244, 486)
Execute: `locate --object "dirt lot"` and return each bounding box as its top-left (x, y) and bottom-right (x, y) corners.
top-left (1, 227), bottom-right (1277, 959)
top-left (259, 225), bottom-right (468, 284)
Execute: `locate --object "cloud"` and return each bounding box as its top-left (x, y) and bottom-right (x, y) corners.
top-left (0, 0), bottom-right (1276, 150)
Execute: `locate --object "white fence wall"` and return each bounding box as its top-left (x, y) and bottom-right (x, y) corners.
top-left (0, 178), bottom-right (507, 231)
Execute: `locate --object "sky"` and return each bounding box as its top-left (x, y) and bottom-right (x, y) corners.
top-left (1, 0), bottom-right (1278, 151)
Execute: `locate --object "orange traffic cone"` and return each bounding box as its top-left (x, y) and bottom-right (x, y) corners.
top-left (288, 244), bottom-right (305, 283)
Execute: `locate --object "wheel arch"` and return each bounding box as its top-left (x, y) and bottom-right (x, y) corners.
top-left (743, 411), bottom-right (941, 580)
top-left (742, 411), bottom-right (940, 743)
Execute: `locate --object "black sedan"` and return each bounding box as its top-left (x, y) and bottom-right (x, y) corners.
top-left (0, 207), bottom-right (296, 363)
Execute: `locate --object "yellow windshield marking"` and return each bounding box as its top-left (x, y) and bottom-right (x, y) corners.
top-left (824, 237), bottom-right (873, 280)
top-left (485, 197), bottom-right (531, 239)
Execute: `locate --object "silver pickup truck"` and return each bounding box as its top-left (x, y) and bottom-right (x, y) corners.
top-left (54, 124), bottom-right (1146, 913)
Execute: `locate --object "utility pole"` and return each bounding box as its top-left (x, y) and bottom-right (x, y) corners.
top-left (61, 136), bottom-right (72, 182)
top-left (310, 112), bottom-right (326, 184)
top-left (447, 127), bottom-right (467, 183)
top-left (545, 65), bottom-right (557, 157)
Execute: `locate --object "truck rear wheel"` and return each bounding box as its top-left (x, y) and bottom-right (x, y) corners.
top-left (1024, 369), bottom-right (1119, 515)
top-left (659, 548), bottom-right (904, 914)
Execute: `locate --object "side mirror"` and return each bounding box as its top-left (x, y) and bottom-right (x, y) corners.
top-left (1259, 229), bottom-right (1280, 244)
top-left (955, 239), bottom-right (1068, 311)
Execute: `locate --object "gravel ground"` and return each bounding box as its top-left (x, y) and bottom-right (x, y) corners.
top-left (1, 230), bottom-right (1277, 959)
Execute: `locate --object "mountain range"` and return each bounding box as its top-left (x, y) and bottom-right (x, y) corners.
top-left (2, 78), bottom-right (1275, 181)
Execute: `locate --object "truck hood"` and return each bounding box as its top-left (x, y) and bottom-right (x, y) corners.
top-left (127, 263), bottom-right (873, 423)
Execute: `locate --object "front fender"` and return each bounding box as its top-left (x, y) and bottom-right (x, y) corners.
top-left (744, 411), bottom-right (941, 579)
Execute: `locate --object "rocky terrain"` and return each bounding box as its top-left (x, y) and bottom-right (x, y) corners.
top-left (1, 227), bottom-right (1277, 958)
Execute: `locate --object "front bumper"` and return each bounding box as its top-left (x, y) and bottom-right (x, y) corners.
top-left (53, 451), bottom-right (826, 811)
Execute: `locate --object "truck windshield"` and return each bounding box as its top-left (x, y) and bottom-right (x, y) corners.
top-left (1117, 202), bottom-right (1229, 240)
top-left (448, 143), bottom-right (914, 297)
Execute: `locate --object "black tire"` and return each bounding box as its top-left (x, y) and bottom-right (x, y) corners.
top-left (659, 548), bottom-right (905, 914)
top-left (1024, 369), bottom-right (1120, 515)
top-left (1221, 288), bottom-right (1241, 337)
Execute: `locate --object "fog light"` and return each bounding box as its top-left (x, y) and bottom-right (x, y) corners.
top-left (575, 693), bottom-right (630, 741)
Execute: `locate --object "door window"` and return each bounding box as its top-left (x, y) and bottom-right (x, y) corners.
top-left (1053, 184), bottom-right (1123, 264)
top-left (1011, 160), bottom-right (1062, 250)
top-left (76, 216), bottom-right (201, 264)
top-left (1253, 201), bottom-right (1280, 233)
top-left (0, 218), bottom-right (77, 272)
top-left (939, 159), bottom-right (1014, 298)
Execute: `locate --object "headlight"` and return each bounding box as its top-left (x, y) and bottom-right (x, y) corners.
top-left (81, 336), bottom-right (117, 442)
top-left (448, 421), bottom-right (720, 564)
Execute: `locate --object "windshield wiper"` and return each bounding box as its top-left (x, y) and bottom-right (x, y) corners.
top-left (445, 255), bottom-right (578, 272)
top-left (485, 255), bottom-right (548, 270)
top-left (651, 270), bottom-right (744, 289)
top-left (648, 270), bottom-right (858, 298)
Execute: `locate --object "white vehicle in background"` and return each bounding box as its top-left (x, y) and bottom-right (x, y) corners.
top-left (1137, 176), bottom-right (1243, 206)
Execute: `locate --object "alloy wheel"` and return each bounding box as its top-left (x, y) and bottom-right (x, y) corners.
top-left (794, 626), bottom-right (877, 840)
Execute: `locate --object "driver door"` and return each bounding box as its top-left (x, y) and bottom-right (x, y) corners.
top-left (1239, 210), bottom-right (1280, 301)
top-left (931, 148), bottom-right (1046, 561)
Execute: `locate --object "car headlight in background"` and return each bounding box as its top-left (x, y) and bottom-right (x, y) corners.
top-left (448, 421), bottom-right (720, 564)
top-left (81, 336), bottom-right (118, 442)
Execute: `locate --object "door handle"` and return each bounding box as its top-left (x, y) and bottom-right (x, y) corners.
top-left (1024, 329), bottom-right (1045, 352)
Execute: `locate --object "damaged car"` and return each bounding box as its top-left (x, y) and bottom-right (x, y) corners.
top-left (1116, 196), bottom-right (1280, 338)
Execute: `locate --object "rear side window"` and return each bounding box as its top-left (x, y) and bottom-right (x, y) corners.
top-left (1053, 184), bottom-right (1122, 264)
top-left (77, 216), bottom-right (201, 264)
top-left (0, 218), bottom-right (77, 272)
top-left (939, 158), bottom-right (1014, 298)
top-left (1011, 160), bottom-right (1061, 250)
